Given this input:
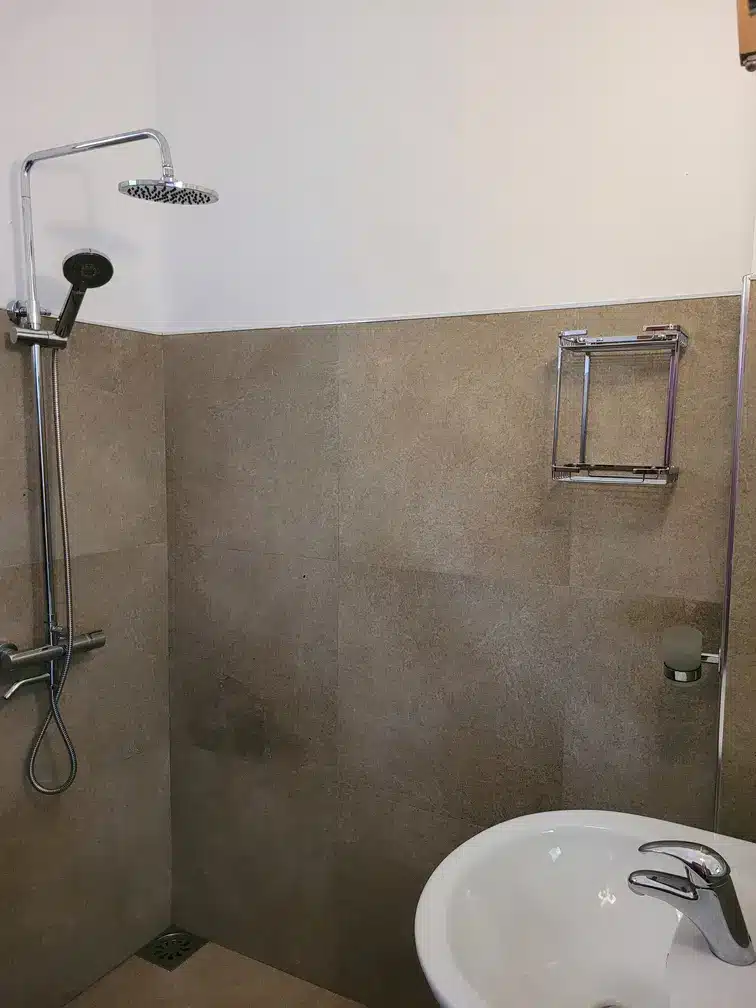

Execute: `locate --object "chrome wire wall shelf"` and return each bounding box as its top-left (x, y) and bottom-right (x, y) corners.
top-left (551, 324), bottom-right (689, 487)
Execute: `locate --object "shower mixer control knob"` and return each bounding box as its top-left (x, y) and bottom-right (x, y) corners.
top-left (0, 642), bottom-right (18, 668)
top-left (6, 300), bottom-right (52, 326)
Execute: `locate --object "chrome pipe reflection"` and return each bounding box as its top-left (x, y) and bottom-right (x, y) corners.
top-left (714, 273), bottom-right (753, 831)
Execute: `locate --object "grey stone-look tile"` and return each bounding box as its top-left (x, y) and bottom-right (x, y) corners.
top-left (0, 546), bottom-right (168, 790)
top-left (168, 462), bottom-right (338, 561)
top-left (569, 297), bottom-right (739, 599)
top-left (58, 381), bottom-right (166, 557)
top-left (562, 590), bottom-right (720, 829)
top-left (337, 562), bottom-right (567, 827)
top-left (52, 544), bottom-right (169, 767)
top-left (0, 459), bottom-right (39, 569)
top-left (0, 746), bottom-right (170, 1008)
top-left (170, 546), bottom-right (338, 773)
top-left (720, 657), bottom-right (756, 843)
top-left (0, 339), bottom-right (33, 461)
top-left (165, 326), bottom-right (338, 560)
top-left (0, 322), bottom-right (166, 563)
top-left (165, 324), bottom-right (338, 390)
top-left (0, 562), bottom-right (45, 796)
top-left (338, 309), bottom-right (576, 583)
top-left (0, 552), bottom-right (170, 1007)
top-left (170, 744), bottom-right (475, 1008)
top-left (0, 320), bottom-right (170, 1008)
top-left (171, 744), bottom-right (340, 992)
top-left (57, 322), bottom-right (164, 401)
top-left (331, 787), bottom-right (479, 1008)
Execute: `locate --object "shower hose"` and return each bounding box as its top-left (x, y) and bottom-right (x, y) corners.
top-left (28, 348), bottom-right (77, 795)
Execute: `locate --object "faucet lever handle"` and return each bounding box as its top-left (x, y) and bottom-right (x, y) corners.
top-left (639, 840), bottom-right (731, 886)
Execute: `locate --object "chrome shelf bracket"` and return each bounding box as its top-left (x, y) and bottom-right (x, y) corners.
top-left (551, 324), bottom-right (689, 487)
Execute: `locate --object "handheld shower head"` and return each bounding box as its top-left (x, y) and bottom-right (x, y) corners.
top-left (118, 177), bottom-right (218, 205)
top-left (62, 249), bottom-right (114, 290)
top-left (55, 249), bottom-right (114, 342)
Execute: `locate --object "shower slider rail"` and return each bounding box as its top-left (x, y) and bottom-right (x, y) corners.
top-left (551, 324), bottom-right (689, 487)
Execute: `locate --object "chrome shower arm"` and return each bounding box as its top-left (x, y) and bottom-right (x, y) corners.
top-left (17, 128), bottom-right (174, 329)
top-left (21, 128), bottom-right (174, 175)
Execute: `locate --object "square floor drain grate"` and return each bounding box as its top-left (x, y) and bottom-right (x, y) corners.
top-left (137, 929), bottom-right (207, 970)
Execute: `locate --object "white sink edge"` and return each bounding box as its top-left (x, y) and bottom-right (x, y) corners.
top-left (415, 809), bottom-right (756, 1008)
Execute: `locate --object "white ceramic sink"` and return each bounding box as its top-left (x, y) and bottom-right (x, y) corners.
top-left (415, 810), bottom-right (756, 1008)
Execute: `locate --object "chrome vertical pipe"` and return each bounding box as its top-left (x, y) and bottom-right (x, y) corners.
top-left (19, 169), bottom-right (41, 330)
top-left (552, 340), bottom-right (564, 468)
top-left (579, 352), bottom-right (591, 464)
top-left (15, 128), bottom-right (176, 664)
top-left (663, 343), bottom-right (681, 469)
top-left (30, 343), bottom-right (57, 655)
top-left (714, 274), bottom-right (752, 830)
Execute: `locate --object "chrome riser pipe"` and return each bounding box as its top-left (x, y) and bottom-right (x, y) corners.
top-left (30, 343), bottom-right (57, 671)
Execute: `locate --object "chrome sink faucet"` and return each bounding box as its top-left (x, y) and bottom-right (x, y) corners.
top-left (628, 841), bottom-right (756, 967)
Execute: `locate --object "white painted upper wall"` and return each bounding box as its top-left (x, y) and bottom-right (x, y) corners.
top-left (2, 2), bottom-right (755, 332)
top-left (0, 0), bottom-right (165, 330)
top-left (155, 0), bottom-right (756, 332)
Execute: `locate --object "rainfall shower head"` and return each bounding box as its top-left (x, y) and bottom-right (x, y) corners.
top-left (118, 177), bottom-right (218, 205)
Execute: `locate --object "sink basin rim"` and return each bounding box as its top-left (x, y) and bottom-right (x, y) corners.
top-left (415, 809), bottom-right (756, 1008)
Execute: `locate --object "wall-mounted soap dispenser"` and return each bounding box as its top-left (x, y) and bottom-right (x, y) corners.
top-left (737, 0), bottom-right (756, 70)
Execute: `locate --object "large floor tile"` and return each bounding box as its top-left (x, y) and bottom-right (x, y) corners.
top-left (67, 942), bottom-right (362, 1007)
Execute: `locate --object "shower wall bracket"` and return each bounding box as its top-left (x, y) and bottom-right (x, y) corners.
top-left (8, 324), bottom-right (68, 348)
top-left (5, 301), bottom-right (61, 346)
top-left (551, 324), bottom-right (689, 486)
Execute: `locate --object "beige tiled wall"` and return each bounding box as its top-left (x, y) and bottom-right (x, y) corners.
top-left (166, 296), bottom-right (739, 1008)
top-left (0, 323), bottom-right (170, 1008)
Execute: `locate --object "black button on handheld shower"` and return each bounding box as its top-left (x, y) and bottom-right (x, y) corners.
top-left (54, 249), bottom-right (114, 342)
